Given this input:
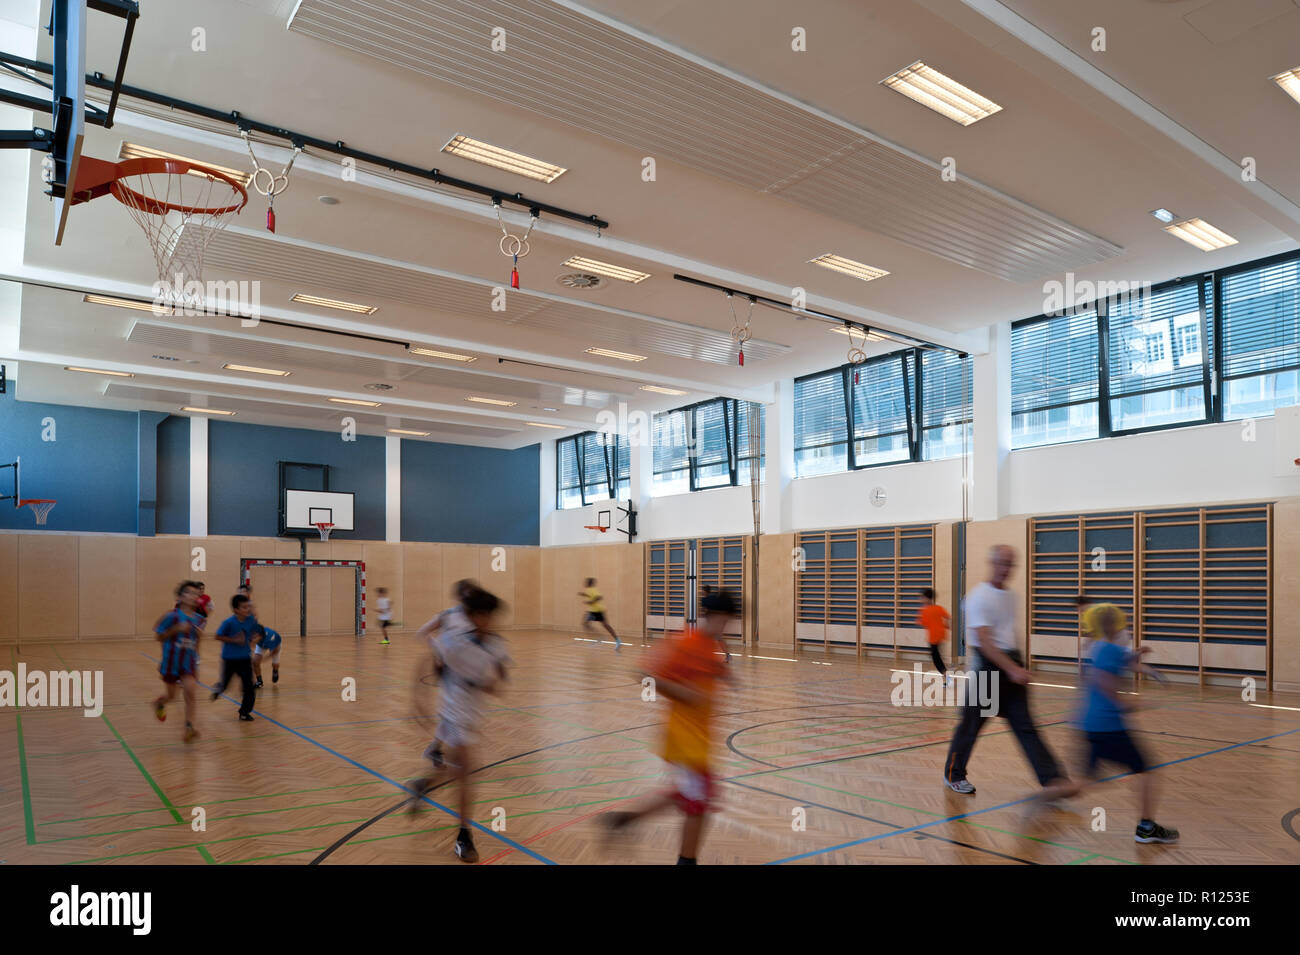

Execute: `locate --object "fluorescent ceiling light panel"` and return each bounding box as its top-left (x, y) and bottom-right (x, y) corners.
top-left (82, 293), bottom-right (171, 314)
top-left (118, 142), bottom-right (253, 186)
top-left (829, 325), bottom-right (891, 342)
top-left (441, 135), bottom-right (566, 183)
top-left (65, 366), bottom-right (134, 377)
top-left (880, 61), bottom-right (1002, 126)
top-left (809, 253), bottom-right (890, 282)
top-left (407, 346), bottom-right (476, 363)
top-left (1272, 67), bottom-right (1300, 106)
top-left (562, 256), bottom-right (651, 284)
top-left (223, 363), bottom-right (290, 377)
top-left (328, 397), bottom-right (382, 407)
top-left (388, 428), bottom-right (430, 436)
top-left (526, 422), bottom-right (565, 429)
top-left (639, 385), bottom-right (688, 396)
top-left (182, 406), bottom-right (235, 416)
top-left (1164, 218), bottom-right (1238, 252)
top-left (290, 293), bottom-right (378, 315)
top-left (585, 347), bottom-right (647, 362)
top-left (466, 396), bottom-right (517, 407)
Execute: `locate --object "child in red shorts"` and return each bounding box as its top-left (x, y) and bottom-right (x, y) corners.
top-left (602, 590), bottom-right (735, 864)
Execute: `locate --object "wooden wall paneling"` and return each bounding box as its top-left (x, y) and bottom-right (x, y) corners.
top-left (402, 543), bottom-right (442, 633)
top-left (20, 534), bottom-right (79, 641)
top-left (78, 535), bottom-right (136, 638)
top-left (614, 543), bottom-right (643, 637)
top-left (135, 536), bottom-right (190, 636)
top-left (540, 547), bottom-right (555, 629)
top-left (479, 546), bottom-right (516, 628)
top-left (0, 534), bottom-right (18, 643)
top-left (513, 547), bottom-right (541, 629)
top-left (1273, 499), bottom-right (1300, 692)
top-left (963, 519), bottom-right (1029, 654)
top-left (757, 532), bottom-right (794, 649)
top-left (360, 543), bottom-right (402, 634)
top-left (194, 537), bottom-right (245, 608)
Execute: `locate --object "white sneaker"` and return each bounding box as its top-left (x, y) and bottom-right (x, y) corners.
top-left (944, 778), bottom-right (976, 794)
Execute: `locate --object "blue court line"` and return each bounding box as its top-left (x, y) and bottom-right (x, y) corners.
top-left (762, 722), bottom-right (1300, 865)
top-left (137, 652), bottom-right (556, 865)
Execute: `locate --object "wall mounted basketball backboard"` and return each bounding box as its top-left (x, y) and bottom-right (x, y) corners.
top-left (0, 0), bottom-right (138, 244)
top-left (277, 461), bottom-right (355, 537)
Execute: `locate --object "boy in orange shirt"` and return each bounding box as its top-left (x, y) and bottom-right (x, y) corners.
top-left (602, 590), bottom-right (736, 864)
top-left (918, 588), bottom-right (951, 686)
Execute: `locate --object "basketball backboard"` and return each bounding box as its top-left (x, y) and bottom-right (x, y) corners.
top-left (284, 489), bottom-right (355, 534)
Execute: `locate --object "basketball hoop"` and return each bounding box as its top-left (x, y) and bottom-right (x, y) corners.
top-left (315, 522), bottom-right (335, 542)
top-left (69, 156), bottom-right (248, 310)
top-left (583, 525), bottom-right (609, 533)
top-left (20, 499), bottom-right (56, 525)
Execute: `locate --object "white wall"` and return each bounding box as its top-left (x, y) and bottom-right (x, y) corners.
top-left (1008, 416), bottom-right (1300, 515)
top-left (542, 485), bottom-right (757, 545)
top-left (790, 458), bottom-right (967, 529)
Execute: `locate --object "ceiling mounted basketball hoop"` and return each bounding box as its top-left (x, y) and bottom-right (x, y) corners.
top-left (315, 522), bottom-right (335, 542)
top-left (67, 155), bottom-right (247, 310)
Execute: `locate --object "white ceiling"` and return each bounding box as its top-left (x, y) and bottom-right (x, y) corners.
top-left (2, 0), bottom-right (1298, 447)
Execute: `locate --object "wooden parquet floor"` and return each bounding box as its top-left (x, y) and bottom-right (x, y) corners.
top-left (2, 632), bottom-right (1298, 865)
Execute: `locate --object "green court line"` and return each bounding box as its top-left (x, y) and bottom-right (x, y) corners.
top-left (36, 791), bottom-right (399, 844)
top-left (1068, 853), bottom-right (1101, 864)
top-left (12, 648), bottom-right (36, 845)
top-left (63, 816), bottom-right (375, 865)
top-left (40, 780), bottom-right (386, 826)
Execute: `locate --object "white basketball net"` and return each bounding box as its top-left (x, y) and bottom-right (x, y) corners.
top-left (316, 522), bottom-right (335, 541)
top-left (114, 168), bottom-right (245, 311)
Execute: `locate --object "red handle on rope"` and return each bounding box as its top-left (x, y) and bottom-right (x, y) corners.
top-left (511, 267), bottom-right (520, 290)
top-left (267, 207), bottom-right (276, 233)
top-left (738, 348), bottom-right (744, 366)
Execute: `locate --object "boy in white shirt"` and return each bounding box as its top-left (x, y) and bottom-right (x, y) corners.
top-left (376, 587), bottom-right (393, 645)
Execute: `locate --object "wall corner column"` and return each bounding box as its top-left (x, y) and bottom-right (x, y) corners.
top-left (386, 435), bottom-right (401, 543)
top-left (189, 415), bottom-right (208, 537)
top-left (972, 324), bottom-right (1012, 522)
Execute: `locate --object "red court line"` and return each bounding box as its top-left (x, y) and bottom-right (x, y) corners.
top-left (479, 794), bottom-right (641, 865)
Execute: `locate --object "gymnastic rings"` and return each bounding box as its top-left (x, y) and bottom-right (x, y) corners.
top-left (499, 233), bottom-right (531, 260)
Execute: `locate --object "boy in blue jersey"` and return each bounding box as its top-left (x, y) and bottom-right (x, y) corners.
top-left (153, 581), bottom-right (203, 743)
top-left (252, 624), bottom-right (283, 688)
top-left (1074, 605), bottom-right (1178, 844)
top-left (212, 594), bottom-right (260, 721)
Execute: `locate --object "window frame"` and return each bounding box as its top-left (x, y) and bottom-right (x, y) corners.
top-left (555, 431), bottom-right (629, 510)
top-left (649, 397), bottom-right (764, 494)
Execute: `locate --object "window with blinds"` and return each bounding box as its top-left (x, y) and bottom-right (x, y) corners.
top-left (1219, 254), bottom-right (1300, 420)
top-left (921, 349), bottom-right (973, 460)
top-left (555, 432), bottom-right (628, 509)
top-left (849, 354), bottom-right (912, 467)
top-left (650, 398), bottom-right (764, 495)
top-left (1107, 279), bottom-right (1209, 433)
top-left (1010, 310), bottom-right (1100, 448)
top-left (794, 369), bottom-right (848, 476)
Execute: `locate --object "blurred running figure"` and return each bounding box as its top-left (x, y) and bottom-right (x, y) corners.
top-left (413, 579), bottom-right (479, 770)
top-left (580, 577), bottom-right (621, 650)
top-left (942, 545), bottom-right (1076, 802)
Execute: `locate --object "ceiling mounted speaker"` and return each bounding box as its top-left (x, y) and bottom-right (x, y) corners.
top-left (557, 272), bottom-right (606, 291)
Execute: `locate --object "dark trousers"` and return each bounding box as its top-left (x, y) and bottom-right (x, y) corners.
top-left (943, 650), bottom-right (1062, 787)
top-left (219, 658), bottom-right (256, 716)
top-left (928, 644), bottom-right (947, 676)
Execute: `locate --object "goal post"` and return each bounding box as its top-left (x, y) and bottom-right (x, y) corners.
top-left (240, 558), bottom-right (367, 636)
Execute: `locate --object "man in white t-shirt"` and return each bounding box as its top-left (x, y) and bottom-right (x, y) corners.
top-left (942, 545), bottom-right (1075, 800)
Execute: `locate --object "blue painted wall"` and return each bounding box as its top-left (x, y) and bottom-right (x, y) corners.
top-left (207, 420), bottom-right (386, 538)
top-left (401, 440), bottom-right (539, 545)
top-left (0, 395), bottom-right (140, 532)
top-left (156, 414), bottom-right (190, 535)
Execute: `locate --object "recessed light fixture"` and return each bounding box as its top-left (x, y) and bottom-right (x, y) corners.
top-left (527, 422), bottom-right (565, 429)
top-left (585, 347), bottom-right (647, 362)
top-left (1150, 208), bottom-right (1176, 224)
top-left (542, 407), bottom-right (558, 412)
top-left (328, 397), bottom-right (382, 407)
top-left (561, 256), bottom-right (651, 284)
top-left (388, 428), bottom-right (430, 436)
top-left (639, 385), bottom-right (688, 396)
top-left (182, 406), bottom-right (236, 416)
top-left (1272, 66), bottom-right (1300, 106)
top-left (290, 293), bottom-right (378, 315)
top-left (82, 293), bottom-right (172, 314)
top-left (1164, 218), bottom-right (1238, 252)
top-left (441, 134), bottom-right (566, 183)
top-left (829, 325), bottom-right (891, 342)
top-left (65, 366), bottom-right (134, 377)
top-left (809, 253), bottom-right (890, 282)
top-left (119, 143), bottom-right (253, 186)
top-left (467, 396), bottom-right (517, 407)
top-left (223, 362), bottom-right (290, 377)
top-left (880, 61), bottom-right (1002, 126)
top-left (407, 345), bottom-right (476, 363)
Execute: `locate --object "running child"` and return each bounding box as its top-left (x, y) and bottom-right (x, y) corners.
top-left (152, 580), bottom-right (203, 743)
top-left (601, 589), bottom-right (736, 864)
top-left (252, 624), bottom-right (283, 687)
top-left (918, 587), bottom-right (951, 684)
top-left (406, 587), bottom-right (511, 863)
top-left (413, 579), bottom-right (478, 769)
top-left (377, 587), bottom-right (393, 645)
top-left (579, 577), bottom-right (621, 651)
top-left (1069, 604), bottom-right (1178, 843)
top-left (194, 581), bottom-right (213, 625)
top-left (211, 594), bottom-right (260, 721)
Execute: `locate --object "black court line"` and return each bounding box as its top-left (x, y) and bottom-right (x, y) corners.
top-left (310, 720), bottom-right (662, 865)
top-left (1282, 809), bottom-right (1300, 844)
top-left (723, 778), bottom-right (1038, 865)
